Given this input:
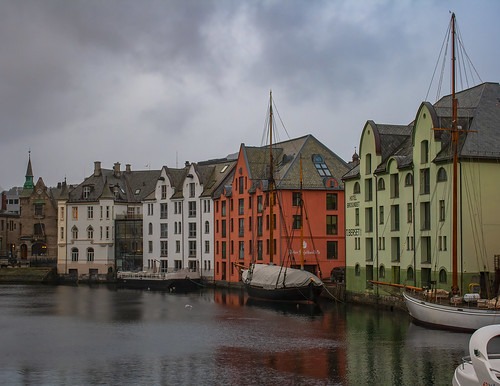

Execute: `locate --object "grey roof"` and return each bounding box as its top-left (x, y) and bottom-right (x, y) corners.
top-left (68, 166), bottom-right (161, 203)
top-left (243, 134), bottom-right (350, 191)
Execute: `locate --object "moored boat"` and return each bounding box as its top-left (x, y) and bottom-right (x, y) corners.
top-left (453, 324), bottom-right (500, 385)
top-left (117, 269), bottom-right (202, 292)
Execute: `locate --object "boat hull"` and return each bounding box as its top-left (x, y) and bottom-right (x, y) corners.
top-left (245, 282), bottom-right (323, 303)
top-left (117, 271), bottom-right (202, 293)
top-left (403, 292), bottom-right (500, 332)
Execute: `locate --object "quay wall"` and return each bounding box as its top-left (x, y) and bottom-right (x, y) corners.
top-left (0, 267), bottom-right (58, 284)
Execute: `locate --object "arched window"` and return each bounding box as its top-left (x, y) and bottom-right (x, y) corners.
top-left (407, 266), bottom-right (414, 281)
top-left (87, 226), bottom-right (94, 239)
top-left (355, 264), bottom-right (361, 277)
top-left (71, 248), bottom-right (79, 262)
top-left (439, 268), bottom-right (447, 283)
top-left (72, 226), bottom-right (78, 240)
top-left (353, 182), bottom-right (361, 194)
top-left (379, 265), bottom-right (385, 279)
top-left (87, 248), bottom-right (94, 262)
top-left (437, 167), bottom-right (447, 182)
top-left (148, 222), bottom-right (153, 235)
top-left (405, 173), bottom-right (413, 186)
top-left (205, 221), bottom-right (210, 234)
top-left (377, 178), bottom-right (385, 191)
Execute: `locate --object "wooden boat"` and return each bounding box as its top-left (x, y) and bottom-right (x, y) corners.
top-left (403, 13), bottom-right (500, 331)
top-left (452, 324), bottom-right (500, 385)
top-left (241, 91), bottom-right (323, 303)
top-left (117, 269), bottom-right (202, 292)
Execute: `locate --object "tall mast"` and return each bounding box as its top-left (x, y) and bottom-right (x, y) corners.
top-left (299, 155), bottom-right (304, 270)
top-left (269, 91), bottom-right (274, 264)
top-left (451, 13), bottom-right (459, 290)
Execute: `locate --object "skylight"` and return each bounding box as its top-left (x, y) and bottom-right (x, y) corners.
top-left (312, 154), bottom-right (332, 177)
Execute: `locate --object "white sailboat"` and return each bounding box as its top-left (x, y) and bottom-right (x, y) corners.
top-left (403, 13), bottom-right (500, 331)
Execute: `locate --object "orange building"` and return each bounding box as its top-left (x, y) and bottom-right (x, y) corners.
top-left (214, 134), bottom-right (350, 284)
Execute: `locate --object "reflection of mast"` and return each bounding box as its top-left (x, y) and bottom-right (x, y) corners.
top-left (269, 91), bottom-right (275, 264)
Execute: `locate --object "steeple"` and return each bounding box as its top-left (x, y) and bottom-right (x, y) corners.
top-left (23, 151), bottom-right (34, 191)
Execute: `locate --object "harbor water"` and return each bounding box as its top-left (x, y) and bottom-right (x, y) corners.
top-left (0, 284), bottom-right (472, 385)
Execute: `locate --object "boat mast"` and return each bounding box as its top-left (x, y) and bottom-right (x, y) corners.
top-left (269, 91), bottom-right (275, 264)
top-left (300, 155), bottom-right (304, 270)
top-left (451, 13), bottom-right (459, 291)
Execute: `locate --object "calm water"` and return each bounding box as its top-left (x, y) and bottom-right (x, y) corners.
top-left (0, 285), bottom-right (471, 385)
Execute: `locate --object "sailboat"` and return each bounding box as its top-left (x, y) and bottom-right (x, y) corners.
top-left (241, 91), bottom-right (324, 303)
top-left (403, 13), bottom-right (500, 331)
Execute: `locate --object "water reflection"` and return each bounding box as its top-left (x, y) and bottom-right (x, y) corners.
top-left (0, 285), bottom-right (472, 385)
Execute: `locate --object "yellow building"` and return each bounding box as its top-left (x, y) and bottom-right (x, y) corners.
top-left (344, 82), bottom-right (500, 297)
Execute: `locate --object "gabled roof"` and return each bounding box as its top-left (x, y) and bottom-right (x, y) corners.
top-left (242, 134), bottom-right (350, 191)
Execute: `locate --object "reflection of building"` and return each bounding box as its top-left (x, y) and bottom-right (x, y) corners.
top-left (214, 134), bottom-right (350, 284)
top-left (57, 161), bottom-right (159, 278)
top-left (18, 154), bottom-right (61, 263)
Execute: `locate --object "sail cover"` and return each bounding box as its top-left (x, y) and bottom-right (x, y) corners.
top-left (242, 263), bottom-right (323, 289)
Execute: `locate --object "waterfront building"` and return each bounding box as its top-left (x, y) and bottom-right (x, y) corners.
top-left (343, 82), bottom-right (500, 295)
top-left (18, 154), bottom-right (63, 264)
top-left (0, 189), bottom-right (21, 259)
top-left (143, 158), bottom-right (236, 281)
top-left (214, 134), bottom-right (350, 285)
top-left (57, 162), bottom-right (159, 279)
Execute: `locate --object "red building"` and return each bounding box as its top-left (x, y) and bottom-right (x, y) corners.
top-left (214, 134), bottom-right (350, 284)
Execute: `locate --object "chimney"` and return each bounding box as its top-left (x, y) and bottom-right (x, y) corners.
top-left (94, 161), bottom-right (102, 177)
top-left (126, 164), bottom-right (131, 173)
top-left (113, 162), bottom-right (121, 177)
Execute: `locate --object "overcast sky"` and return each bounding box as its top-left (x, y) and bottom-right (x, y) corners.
top-left (0, 0), bottom-right (498, 190)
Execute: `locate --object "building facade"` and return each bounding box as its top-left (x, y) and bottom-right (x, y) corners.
top-left (344, 82), bottom-right (500, 296)
top-left (214, 134), bottom-right (350, 284)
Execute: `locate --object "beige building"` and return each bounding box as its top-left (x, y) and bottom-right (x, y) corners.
top-left (344, 82), bottom-right (500, 296)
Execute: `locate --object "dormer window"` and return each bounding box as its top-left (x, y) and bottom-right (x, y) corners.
top-left (312, 154), bottom-right (332, 177)
top-left (83, 186), bottom-right (91, 199)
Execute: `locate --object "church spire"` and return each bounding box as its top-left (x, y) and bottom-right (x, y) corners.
top-left (23, 150), bottom-right (34, 191)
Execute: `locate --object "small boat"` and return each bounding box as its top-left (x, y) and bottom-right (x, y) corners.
top-left (117, 269), bottom-right (202, 292)
top-left (452, 324), bottom-right (500, 386)
top-left (242, 263), bottom-right (323, 303)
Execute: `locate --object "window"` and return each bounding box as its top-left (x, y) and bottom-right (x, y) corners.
top-left (205, 241), bottom-right (210, 254)
top-left (83, 186), bottom-right (91, 199)
top-left (420, 168), bottom-right (430, 195)
top-left (221, 201), bottom-right (227, 216)
top-left (391, 237), bottom-right (400, 262)
top-left (257, 196), bottom-right (263, 213)
top-left (353, 182), bottom-right (360, 194)
top-left (355, 264), bottom-right (361, 276)
top-left (60, 227), bottom-right (64, 240)
top-left (379, 206), bottom-right (384, 224)
top-left (292, 192), bottom-right (302, 207)
top-left (239, 241), bottom-right (244, 259)
top-left (365, 153), bottom-right (371, 174)
top-left (161, 185), bottom-right (167, 199)
top-left (205, 221), bottom-right (209, 234)
top-left (379, 265), bottom-right (385, 279)
top-left (326, 215), bottom-right (338, 235)
top-left (238, 199), bottom-right (244, 215)
top-left (71, 248), bottom-right (79, 262)
top-left (72, 226), bottom-right (78, 240)
top-left (238, 218), bottom-right (244, 237)
top-left (407, 203), bottom-right (413, 223)
top-left (160, 223), bottom-right (168, 238)
top-left (34, 223), bottom-right (45, 236)
top-left (355, 208), bottom-right (359, 226)
top-left (176, 240), bottom-right (180, 253)
top-left (148, 241), bottom-right (153, 253)
top-left (87, 248), bottom-right (94, 262)
top-left (147, 203), bottom-right (153, 216)
top-left (405, 173), bottom-right (413, 186)
top-left (327, 241), bottom-right (338, 260)
top-left (160, 203), bottom-right (168, 219)
top-left (437, 167), bottom-right (447, 182)
top-left (377, 178), bottom-right (385, 191)
top-left (257, 240), bottom-right (263, 260)
top-left (439, 268), bottom-right (447, 284)
top-left (60, 207), bottom-right (64, 221)
top-left (105, 226), bottom-right (110, 239)
top-left (189, 223), bottom-right (196, 238)
top-left (87, 226), bottom-right (94, 239)
top-left (439, 200), bottom-right (446, 222)
top-left (407, 266), bottom-right (414, 281)
top-left (312, 154), bottom-right (332, 177)
top-left (390, 174), bottom-right (399, 198)
top-left (364, 178), bottom-right (372, 201)
top-left (87, 206), bottom-right (93, 219)
top-left (72, 207), bottom-right (78, 220)
top-left (257, 216), bottom-right (263, 236)
top-left (148, 223), bottom-right (153, 235)
top-left (391, 205), bottom-right (400, 231)
top-left (365, 208), bottom-right (373, 233)
top-left (161, 241), bottom-right (168, 257)
top-left (293, 215), bottom-right (302, 230)
top-left (222, 220), bottom-right (226, 238)
top-left (421, 140), bottom-right (429, 164)
top-left (189, 183), bottom-right (196, 198)
top-left (204, 199), bottom-right (211, 213)
top-left (189, 241), bottom-right (196, 257)
top-left (34, 203), bottom-right (44, 216)
top-left (326, 193), bottom-right (337, 210)
top-left (106, 206), bottom-right (110, 219)
top-left (421, 202), bottom-right (431, 230)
